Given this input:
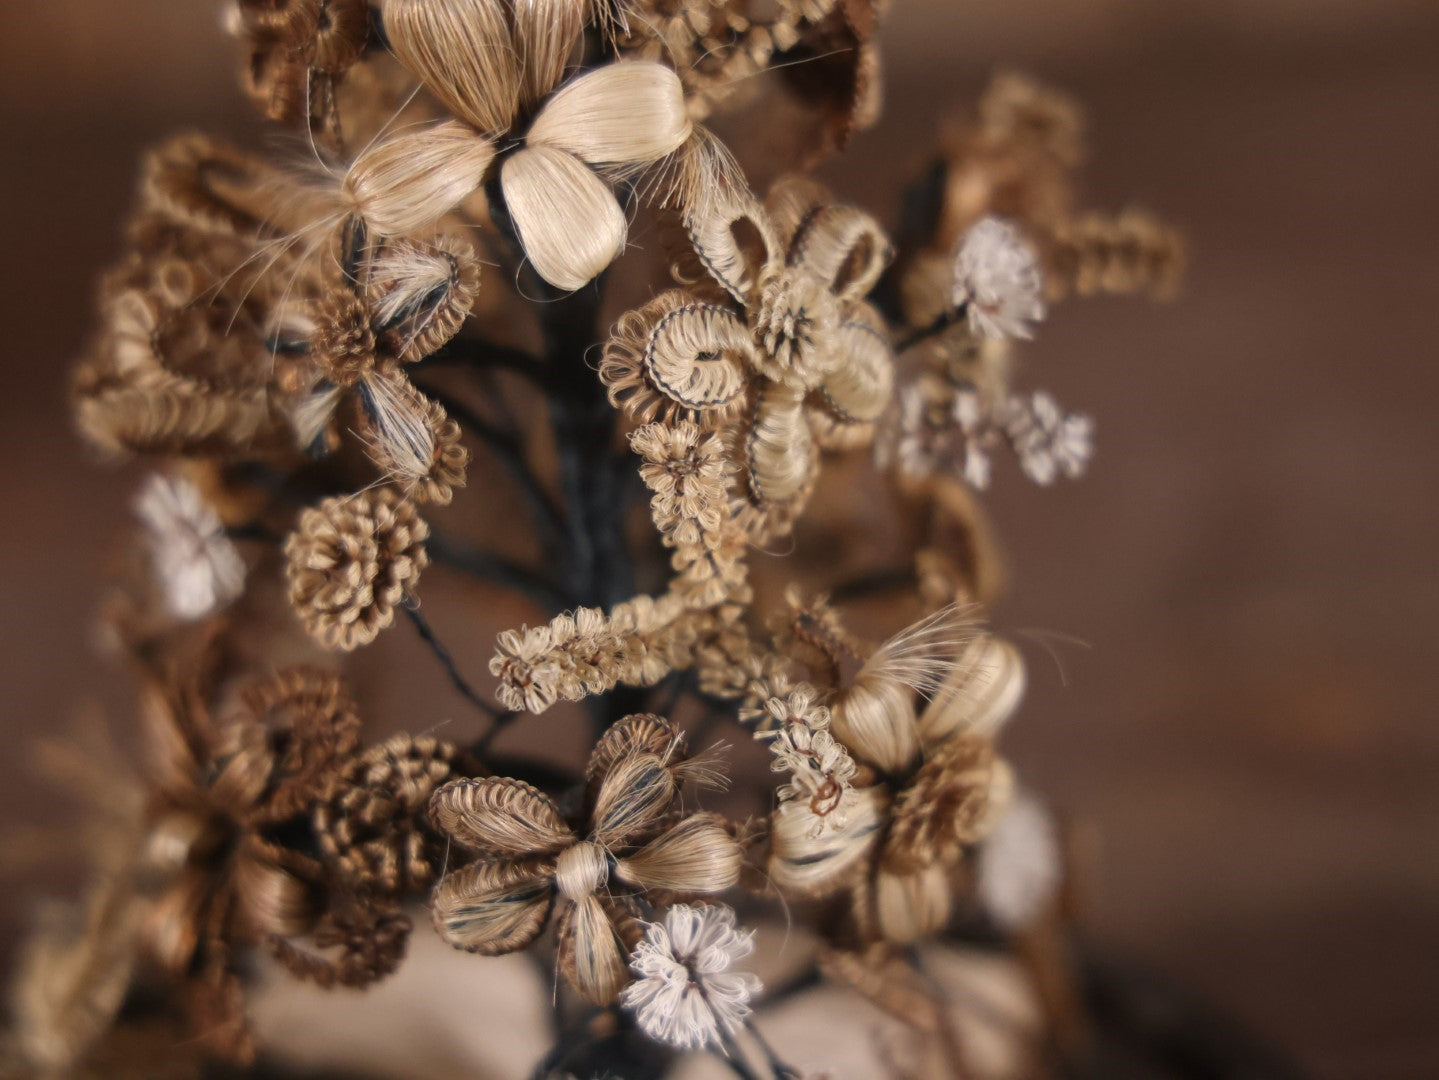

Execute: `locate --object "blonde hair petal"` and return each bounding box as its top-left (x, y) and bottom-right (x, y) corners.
top-left (430, 859), bottom-right (556, 955)
top-left (527, 62), bottom-right (692, 175)
top-left (769, 785), bottom-right (886, 898)
top-left (384, 0), bottom-right (521, 134)
top-left (344, 120), bottom-right (495, 237)
top-left (501, 146), bottom-right (627, 291)
top-left (513, 0), bottom-right (586, 108)
top-left (428, 777), bottom-right (575, 858)
top-left (614, 812), bottom-right (742, 894)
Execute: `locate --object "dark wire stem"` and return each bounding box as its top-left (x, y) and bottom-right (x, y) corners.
top-left (528, 1007), bottom-right (607, 1080)
top-left (427, 530), bottom-right (567, 611)
top-left (650, 667), bottom-right (694, 718)
top-left (895, 300), bottom-right (970, 353)
top-left (716, 1033), bottom-right (766, 1080)
top-left (224, 522), bottom-right (283, 545)
top-left (481, 174), bottom-right (639, 740)
top-left (421, 336), bottom-right (547, 378)
top-left (474, 708), bottom-right (524, 757)
top-left (412, 379), bottom-right (570, 563)
top-left (828, 565), bottom-right (916, 605)
top-left (401, 601), bottom-right (502, 720)
top-left (758, 963), bottom-right (823, 1009)
top-left (744, 1020), bottom-right (801, 1080)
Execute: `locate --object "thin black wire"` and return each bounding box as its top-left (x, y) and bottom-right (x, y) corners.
top-left (895, 300), bottom-right (970, 353)
top-left (401, 601), bottom-right (502, 720)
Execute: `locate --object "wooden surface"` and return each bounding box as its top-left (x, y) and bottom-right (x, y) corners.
top-left (1, 3), bottom-right (1436, 1077)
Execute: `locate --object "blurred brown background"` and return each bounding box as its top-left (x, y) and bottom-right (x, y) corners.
top-left (2, 2), bottom-right (1437, 1077)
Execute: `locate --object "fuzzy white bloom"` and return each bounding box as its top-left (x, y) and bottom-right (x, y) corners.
top-left (135, 474), bottom-right (245, 620)
top-left (977, 790), bottom-right (1060, 930)
top-left (759, 692), bottom-right (860, 837)
top-left (952, 217), bottom-right (1046, 340)
top-left (621, 904), bottom-right (762, 1052)
top-left (881, 381), bottom-right (938, 480)
top-left (951, 386), bottom-right (996, 490)
top-left (1004, 391), bottom-right (1095, 485)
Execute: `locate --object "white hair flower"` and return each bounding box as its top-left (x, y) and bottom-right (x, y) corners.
top-left (951, 386), bottom-right (997, 489)
top-left (621, 904), bottom-right (762, 1051)
top-left (1004, 391), bottom-right (1094, 485)
top-left (977, 790), bottom-right (1060, 930)
top-left (135, 474), bottom-right (245, 620)
top-left (952, 217), bottom-right (1047, 340)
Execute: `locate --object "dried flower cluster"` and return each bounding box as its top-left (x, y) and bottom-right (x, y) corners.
top-left (22, 2), bottom-right (1180, 1077)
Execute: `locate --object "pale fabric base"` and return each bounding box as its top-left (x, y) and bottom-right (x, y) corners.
top-left (252, 916), bottom-right (1041, 1079)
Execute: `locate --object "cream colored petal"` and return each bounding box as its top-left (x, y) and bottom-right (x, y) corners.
top-left (819, 307), bottom-right (895, 424)
top-left (613, 812), bottom-right (741, 894)
top-left (526, 62), bottom-right (691, 173)
top-left (768, 786), bottom-right (886, 899)
top-left (501, 147), bottom-right (627, 291)
top-left (344, 121), bottom-right (495, 237)
top-left (917, 636), bottom-right (1027, 746)
top-left (513, 0), bottom-right (585, 108)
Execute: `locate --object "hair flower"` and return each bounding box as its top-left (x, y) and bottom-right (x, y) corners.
top-left (429, 715), bottom-right (741, 1003)
top-left (601, 163), bottom-right (896, 537)
top-left (620, 902), bottom-right (762, 1051)
top-left (337, 0), bottom-right (692, 289)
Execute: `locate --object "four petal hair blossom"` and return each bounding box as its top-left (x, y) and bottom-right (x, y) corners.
top-left (952, 216), bottom-right (1047, 341)
top-left (883, 379), bottom-right (1095, 491)
top-left (1004, 390), bottom-right (1095, 485)
top-left (135, 473), bottom-right (246, 620)
top-left (130, 660), bottom-right (371, 1058)
top-left (621, 903), bottom-right (762, 1052)
top-left (428, 715), bottom-right (741, 1004)
top-left (284, 237), bottom-right (478, 500)
top-left (340, 0), bottom-right (692, 290)
top-left (600, 161), bottom-right (896, 535)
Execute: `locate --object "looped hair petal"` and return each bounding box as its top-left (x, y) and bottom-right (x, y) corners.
top-left (768, 177), bottom-right (891, 305)
top-left (744, 380), bottom-right (814, 506)
top-left (584, 713), bottom-right (686, 791)
top-left (429, 776), bottom-right (575, 858)
top-left (599, 291), bottom-right (752, 423)
top-left (811, 304), bottom-right (894, 436)
top-left (430, 857), bottom-right (556, 955)
top-left (365, 233), bottom-right (481, 363)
